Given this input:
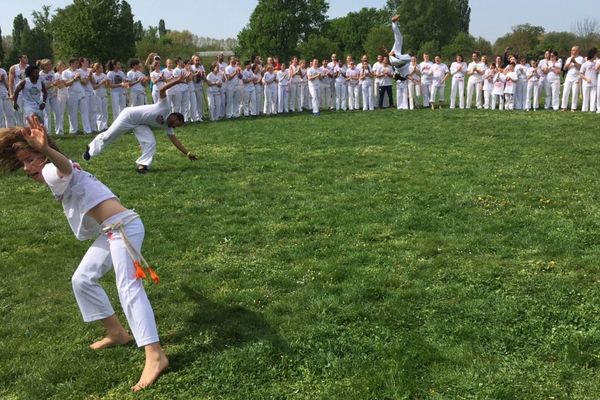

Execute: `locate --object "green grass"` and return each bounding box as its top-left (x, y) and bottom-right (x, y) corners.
top-left (2, 107), bottom-right (600, 399)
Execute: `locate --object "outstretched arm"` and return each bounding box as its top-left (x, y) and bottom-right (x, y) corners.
top-left (159, 73), bottom-right (187, 99)
top-left (21, 115), bottom-right (72, 176)
top-left (168, 134), bottom-right (197, 161)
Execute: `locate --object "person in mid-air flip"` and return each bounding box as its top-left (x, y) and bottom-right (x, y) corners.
top-left (387, 15), bottom-right (412, 81)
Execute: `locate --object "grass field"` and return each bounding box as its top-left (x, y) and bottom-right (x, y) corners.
top-left (2, 107), bottom-right (600, 399)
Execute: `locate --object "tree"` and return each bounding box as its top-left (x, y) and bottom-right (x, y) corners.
top-left (383, 0), bottom-right (403, 14)
top-left (536, 31), bottom-right (578, 58)
top-left (0, 26), bottom-right (4, 63)
top-left (454, 0), bottom-right (470, 33)
top-left (571, 18), bottom-right (600, 53)
top-left (158, 19), bottom-right (168, 38)
top-left (324, 8), bottom-right (387, 58)
top-left (297, 34), bottom-right (338, 61)
top-left (25, 6), bottom-right (53, 62)
top-left (363, 25), bottom-right (393, 60)
top-left (493, 24), bottom-right (545, 59)
top-left (52, 0), bottom-right (136, 63)
top-left (133, 20), bottom-right (144, 43)
top-left (237, 0), bottom-right (328, 61)
top-left (398, 0), bottom-right (462, 55)
top-left (8, 14), bottom-right (30, 62)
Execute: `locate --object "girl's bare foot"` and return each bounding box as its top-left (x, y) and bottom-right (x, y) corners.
top-left (131, 344), bottom-right (169, 392)
top-left (90, 331), bottom-right (131, 350)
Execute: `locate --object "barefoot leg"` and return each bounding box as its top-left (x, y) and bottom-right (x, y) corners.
top-left (131, 342), bottom-right (169, 392)
top-left (90, 314), bottom-right (132, 350)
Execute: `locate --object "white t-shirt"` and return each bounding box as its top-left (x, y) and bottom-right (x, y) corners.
top-left (504, 71), bottom-right (518, 94)
top-left (172, 67), bottom-right (187, 93)
top-left (63, 69), bottom-right (84, 95)
top-left (547, 60), bottom-right (562, 83)
top-left (21, 78), bottom-right (43, 108)
top-left (78, 68), bottom-right (94, 94)
top-left (242, 69), bottom-right (255, 88)
top-left (191, 64), bottom-right (205, 89)
top-left (492, 73), bottom-right (505, 96)
top-left (580, 60), bottom-right (597, 87)
top-left (482, 69), bottom-right (495, 91)
top-left (39, 71), bottom-right (56, 96)
top-left (526, 67), bottom-right (539, 82)
top-left (94, 73), bottom-right (108, 97)
top-left (407, 64), bottom-right (420, 83)
top-left (206, 71), bottom-right (222, 93)
top-left (150, 71), bottom-right (165, 93)
top-left (277, 69), bottom-right (290, 86)
top-left (127, 70), bottom-right (146, 94)
top-left (515, 64), bottom-right (528, 82)
top-left (42, 162), bottom-right (117, 241)
top-left (120, 96), bottom-right (175, 135)
top-left (0, 68), bottom-right (8, 98)
top-left (225, 65), bottom-right (239, 86)
top-left (346, 67), bottom-right (360, 86)
top-left (450, 62), bottom-right (467, 79)
top-left (107, 70), bottom-right (127, 94)
top-left (307, 67), bottom-right (320, 88)
top-left (419, 61), bottom-right (433, 83)
top-left (467, 62), bottom-right (483, 83)
top-left (431, 63), bottom-right (449, 86)
top-left (565, 56), bottom-right (584, 82)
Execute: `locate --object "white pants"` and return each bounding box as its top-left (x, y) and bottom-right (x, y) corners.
top-left (362, 82), bottom-right (374, 110)
top-left (188, 90), bottom-right (198, 122)
top-left (86, 93), bottom-right (97, 132)
top-left (390, 22), bottom-right (411, 69)
top-left (219, 90), bottom-right (226, 118)
top-left (547, 80), bottom-right (561, 110)
top-left (73, 210), bottom-right (159, 347)
top-left (335, 81), bottom-right (347, 111)
top-left (0, 96), bottom-right (16, 128)
top-left (264, 85), bottom-right (277, 115)
top-left (421, 81), bottom-right (431, 107)
top-left (320, 85), bottom-right (332, 109)
top-left (95, 94), bottom-right (109, 131)
top-left (347, 84), bottom-right (360, 110)
top-left (130, 91), bottom-right (146, 107)
top-left (505, 93), bottom-right (515, 110)
top-left (67, 91), bottom-right (91, 134)
top-left (43, 94), bottom-right (61, 133)
top-left (152, 90), bottom-right (160, 104)
top-left (396, 81), bottom-right (408, 109)
top-left (430, 83), bottom-right (445, 105)
top-left (466, 78), bottom-right (482, 108)
top-left (483, 90), bottom-right (492, 110)
top-left (450, 77), bottom-right (465, 109)
top-left (226, 86), bottom-right (240, 118)
top-left (515, 80), bottom-right (526, 110)
top-left (308, 84), bottom-right (320, 114)
top-left (168, 92), bottom-right (182, 115)
top-left (581, 85), bottom-right (596, 112)
top-left (181, 91), bottom-right (191, 121)
top-left (491, 94), bottom-right (504, 110)
top-left (561, 80), bottom-right (580, 110)
top-left (254, 85), bottom-right (263, 115)
top-left (207, 90), bottom-right (221, 120)
top-left (289, 82), bottom-right (300, 112)
top-left (243, 87), bottom-right (256, 116)
top-left (525, 82), bottom-right (539, 110)
top-left (278, 85), bottom-right (289, 113)
top-left (194, 86), bottom-right (204, 120)
top-left (110, 91), bottom-right (126, 122)
top-left (408, 81), bottom-right (420, 110)
top-left (88, 108), bottom-right (156, 167)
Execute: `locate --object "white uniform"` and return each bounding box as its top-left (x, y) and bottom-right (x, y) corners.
top-left (514, 63), bottom-right (528, 110)
top-left (277, 69), bottom-right (290, 113)
top-left (561, 55), bottom-right (584, 110)
top-left (0, 68), bottom-right (16, 127)
top-left (39, 71), bottom-right (60, 133)
top-left (525, 66), bottom-right (540, 111)
top-left (225, 65), bottom-right (240, 118)
top-left (11, 63), bottom-right (28, 123)
top-left (170, 67), bottom-right (186, 116)
top-left (20, 78), bottom-right (44, 122)
top-left (254, 71), bottom-right (263, 115)
top-left (504, 71), bottom-right (518, 110)
top-left (93, 72), bottom-right (109, 131)
top-left (79, 68), bottom-right (96, 132)
top-left (360, 65), bottom-right (374, 111)
top-left (449, 62), bottom-right (467, 109)
top-left (206, 71), bottom-right (222, 121)
top-left (596, 60), bottom-right (600, 113)
top-left (263, 71), bottom-right (277, 115)
top-left (482, 68), bottom-right (494, 110)
top-left (430, 63), bottom-right (449, 104)
top-left (191, 64), bottom-right (205, 121)
top-left (87, 96), bottom-right (175, 167)
top-left (466, 61), bottom-right (484, 108)
top-left (538, 58), bottom-right (551, 109)
top-left (127, 69), bottom-right (147, 107)
top-left (242, 68), bottom-right (257, 116)
top-left (150, 70), bottom-right (165, 104)
top-left (580, 60), bottom-right (597, 112)
top-left (333, 64), bottom-right (347, 111)
top-left (389, 21), bottom-right (411, 76)
top-left (307, 67), bottom-right (321, 114)
top-left (289, 65), bottom-right (302, 112)
top-left (63, 68), bottom-right (91, 134)
top-left (546, 59), bottom-right (562, 111)
top-left (42, 162), bottom-right (159, 348)
top-left (396, 79), bottom-right (408, 110)
top-left (107, 70), bottom-right (127, 120)
top-left (491, 72), bottom-right (505, 110)
top-left (407, 64), bottom-right (421, 110)
top-left (419, 61), bottom-right (433, 107)
top-left (218, 62), bottom-right (228, 118)
top-left (346, 67), bottom-right (360, 110)
top-left (55, 71), bottom-right (67, 134)
top-left (319, 66), bottom-right (332, 109)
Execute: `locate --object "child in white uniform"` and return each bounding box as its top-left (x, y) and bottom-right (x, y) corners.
top-left (525, 59), bottom-right (540, 111)
top-left (54, 61), bottom-right (68, 135)
top-left (92, 63), bottom-right (109, 131)
top-left (579, 48), bottom-right (598, 112)
top-left (360, 61), bottom-right (374, 111)
top-left (491, 67), bottom-right (505, 110)
top-left (482, 64), bottom-right (495, 110)
top-left (419, 54), bottom-right (433, 107)
top-left (277, 63), bottom-right (290, 113)
top-left (262, 65), bottom-right (277, 115)
top-left (79, 58), bottom-right (97, 132)
top-left (242, 61), bottom-right (257, 116)
top-left (191, 55), bottom-right (205, 121)
top-left (150, 61), bottom-right (165, 104)
top-left (63, 58), bottom-right (91, 134)
top-left (407, 56), bottom-right (421, 110)
top-left (333, 60), bottom-right (347, 111)
top-left (307, 59), bottom-right (322, 115)
top-left (449, 55), bottom-right (467, 109)
top-left (466, 52), bottom-right (484, 109)
top-left (39, 59), bottom-right (60, 133)
top-left (546, 51), bottom-right (562, 111)
top-left (346, 61), bottom-right (361, 110)
top-left (0, 116), bottom-right (168, 392)
top-left (83, 75), bottom-right (197, 173)
top-left (106, 60), bottom-right (127, 121)
top-left (503, 64), bottom-right (518, 111)
top-left (206, 62), bottom-right (223, 121)
top-left (127, 59), bottom-right (148, 107)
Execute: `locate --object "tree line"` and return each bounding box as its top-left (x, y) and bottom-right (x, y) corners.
top-left (1, 0), bottom-right (599, 68)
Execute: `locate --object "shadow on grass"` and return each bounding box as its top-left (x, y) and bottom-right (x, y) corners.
top-left (165, 285), bottom-right (290, 371)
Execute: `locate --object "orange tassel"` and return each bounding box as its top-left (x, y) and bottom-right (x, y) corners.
top-left (133, 260), bottom-right (146, 279)
top-left (148, 267), bottom-right (160, 284)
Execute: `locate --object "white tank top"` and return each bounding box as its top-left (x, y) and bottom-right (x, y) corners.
top-left (21, 78), bottom-right (43, 108)
top-left (12, 63), bottom-right (28, 91)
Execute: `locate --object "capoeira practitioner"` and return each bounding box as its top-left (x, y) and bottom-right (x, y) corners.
top-left (388, 15), bottom-right (412, 80)
top-left (83, 74), bottom-right (197, 173)
top-left (12, 65), bottom-right (48, 125)
top-left (0, 116), bottom-right (168, 392)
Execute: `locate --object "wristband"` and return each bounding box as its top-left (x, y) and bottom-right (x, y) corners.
top-left (186, 151), bottom-right (191, 156)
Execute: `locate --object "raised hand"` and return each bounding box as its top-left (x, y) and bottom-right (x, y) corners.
top-left (21, 116), bottom-right (48, 152)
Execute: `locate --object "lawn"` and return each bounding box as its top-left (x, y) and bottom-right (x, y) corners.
top-left (1, 107), bottom-right (600, 399)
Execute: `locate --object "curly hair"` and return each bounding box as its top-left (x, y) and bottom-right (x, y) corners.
top-left (0, 128), bottom-right (60, 173)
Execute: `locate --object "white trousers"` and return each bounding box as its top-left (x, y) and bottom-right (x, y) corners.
top-left (320, 85), bottom-right (332, 109)
top-left (421, 81), bottom-right (431, 107)
top-left (396, 81), bottom-right (408, 109)
top-left (255, 85), bottom-right (263, 115)
top-left (226, 86), bottom-right (240, 118)
top-left (110, 91), bottom-right (126, 122)
top-left (347, 84), bottom-right (360, 110)
top-left (44, 94), bottom-right (62, 134)
top-left (207, 91), bottom-right (221, 120)
top-left (335, 81), bottom-right (347, 111)
top-left (466, 78), bottom-right (482, 108)
top-left (187, 90), bottom-right (197, 122)
top-left (243, 87), bottom-right (256, 116)
top-left (515, 80), bottom-right (526, 110)
top-left (85, 93), bottom-right (97, 132)
top-left (181, 91), bottom-right (190, 121)
top-left (408, 81), bottom-right (420, 110)
top-left (73, 210), bottom-right (159, 347)
top-left (88, 108), bottom-right (156, 167)
top-left (289, 82), bottom-right (300, 112)
top-left (525, 82), bottom-right (539, 110)
top-left (505, 93), bottom-right (515, 110)
top-left (130, 91), bottom-right (146, 107)
top-left (390, 22), bottom-right (411, 69)
top-left (450, 77), bottom-right (465, 109)
top-left (491, 94), bottom-right (504, 110)
top-left (581, 85), bottom-right (596, 112)
top-left (0, 96), bottom-right (16, 128)
top-left (561, 80), bottom-right (580, 110)
top-left (483, 90), bottom-right (492, 109)
top-left (95, 94), bottom-right (109, 131)
top-left (264, 85), bottom-right (277, 115)
top-left (308, 84), bottom-right (320, 114)
top-left (430, 84), bottom-right (445, 104)
top-left (278, 85), bottom-right (289, 113)
top-left (362, 82), bottom-right (374, 110)
top-left (152, 90), bottom-right (160, 105)
top-left (67, 91), bottom-right (91, 134)
top-left (194, 86), bottom-right (204, 120)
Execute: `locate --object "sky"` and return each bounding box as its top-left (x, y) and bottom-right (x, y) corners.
top-left (0, 0), bottom-right (597, 44)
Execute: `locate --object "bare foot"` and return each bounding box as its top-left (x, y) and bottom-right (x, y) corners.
top-left (131, 350), bottom-right (169, 392)
top-left (90, 332), bottom-right (131, 350)
top-left (392, 14), bottom-right (400, 23)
